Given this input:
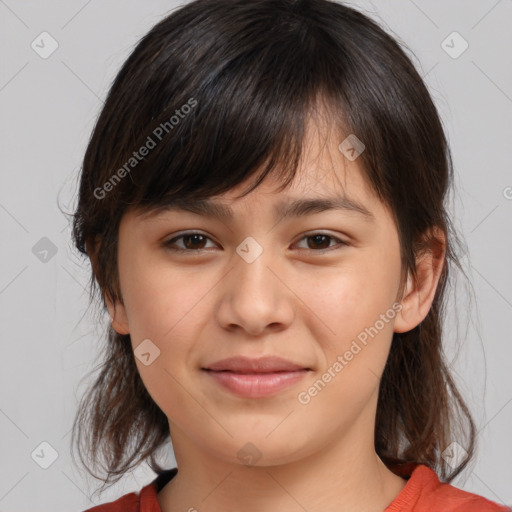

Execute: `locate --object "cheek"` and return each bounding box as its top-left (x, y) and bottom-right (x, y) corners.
top-left (119, 250), bottom-right (208, 341)
top-left (294, 276), bottom-right (398, 435)
top-left (122, 269), bottom-right (206, 424)
top-left (299, 250), bottom-right (400, 337)
top-left (298, 248), bottom-right (401, 390)
top-left (118, 255), bottom-right (215, 401)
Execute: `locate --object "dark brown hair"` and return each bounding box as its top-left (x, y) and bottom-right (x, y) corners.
top-left (70, 0), bottom-right (476, 493)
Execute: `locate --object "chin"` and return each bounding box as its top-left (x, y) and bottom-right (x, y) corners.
top-left (201, 430), bottom-right (316, 468)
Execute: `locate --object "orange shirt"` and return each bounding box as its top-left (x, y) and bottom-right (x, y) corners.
top-left (83, 464), bottom-right (511, 512)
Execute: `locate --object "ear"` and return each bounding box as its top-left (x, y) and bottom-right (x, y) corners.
top-left (104, 294), bottom-right (130, 335)
top-left (393, 227), bottom-right (446, 334)
top-left (85, 236), bottom-right (130, 335)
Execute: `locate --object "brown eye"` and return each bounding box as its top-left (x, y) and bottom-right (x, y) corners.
top-left (164, 232), bottom-right (216, 252)
top-left (306, 234), bottom-right (331, 250)
top-left (294, 233), bottom-right (347, 252)
top-left (182, 234), bottom-right (208, 250)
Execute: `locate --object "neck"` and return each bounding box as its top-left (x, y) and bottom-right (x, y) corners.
top-left (157, 409), bottom-right (407, 512)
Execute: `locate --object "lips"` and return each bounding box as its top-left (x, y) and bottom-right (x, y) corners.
top-left (202, 356), bottom-right (312, 398)
top-left (202, 355), bottom-right (310, 373)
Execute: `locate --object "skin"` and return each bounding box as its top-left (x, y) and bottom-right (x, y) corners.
top-left (100, 116), bottom-right (445, 512)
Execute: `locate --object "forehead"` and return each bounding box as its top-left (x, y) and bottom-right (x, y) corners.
top-left (133, 162), bottom-right (387, 238)
top-left (225, 118), bottom-right (363, 190)
top-left (131, 111), bottom-right (391, 226)
top-left (139, 159), bottom-right (370, 223)
top-left (146, 115), bottom-right (379, 210)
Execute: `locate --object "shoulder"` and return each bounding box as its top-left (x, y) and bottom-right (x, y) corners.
top-left (80, 468), bottom-right (177, 512)
top-left (391, 464), bottom-right (511, 512)
top-left (81, 489), bottom-right (141, 512)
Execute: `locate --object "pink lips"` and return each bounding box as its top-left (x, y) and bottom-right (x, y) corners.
top-left (202, 356), bottom-right (311, 398)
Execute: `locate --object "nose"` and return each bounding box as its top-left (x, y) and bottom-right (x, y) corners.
top-left (215, 241), bottom-right (295, 336)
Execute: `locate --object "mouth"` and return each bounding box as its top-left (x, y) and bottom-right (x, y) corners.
top-left (202, 355), bottom-right (311, 373)
top-left (202, 369), bottom-right (310, 398)
top-left (201, 356), bottom-right (312, 398)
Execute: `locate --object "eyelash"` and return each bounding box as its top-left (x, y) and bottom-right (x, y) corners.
top-left (163, 231), bottom-right (348, 254)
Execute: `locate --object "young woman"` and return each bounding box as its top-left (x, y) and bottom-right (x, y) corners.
top-left (70, 0), bottom-right (510, 510)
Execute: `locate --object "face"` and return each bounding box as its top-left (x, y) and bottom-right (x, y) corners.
top-left (107, 120), bottom-right (410, 468)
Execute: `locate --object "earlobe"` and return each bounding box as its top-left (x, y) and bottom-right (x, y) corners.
top-left (393, 228), bottom-right (446, 334)
top-left (86, 236), bottom-right (130, 335)
top-left (393, 273), bottom-right (414, 333)
top-left (105, 294), bottom-right (130, 335)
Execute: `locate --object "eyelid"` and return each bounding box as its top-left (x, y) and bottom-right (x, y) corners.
top-left (163, 230), bottom-right (349, 253)
top-left (163, 230), bottom-right (219, 250)
top-left (293, 231), bottom-right (348, 252)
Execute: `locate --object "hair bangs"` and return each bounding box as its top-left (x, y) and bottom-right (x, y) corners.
top-left (99, 9), bottom-right (358, 218)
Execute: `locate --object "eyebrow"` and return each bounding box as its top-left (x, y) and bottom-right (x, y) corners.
top-left (142, 195), bottom-right (375, 222)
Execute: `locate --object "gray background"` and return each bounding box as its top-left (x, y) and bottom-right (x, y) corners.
top-left (0, 0), bottom-right (511, 510)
